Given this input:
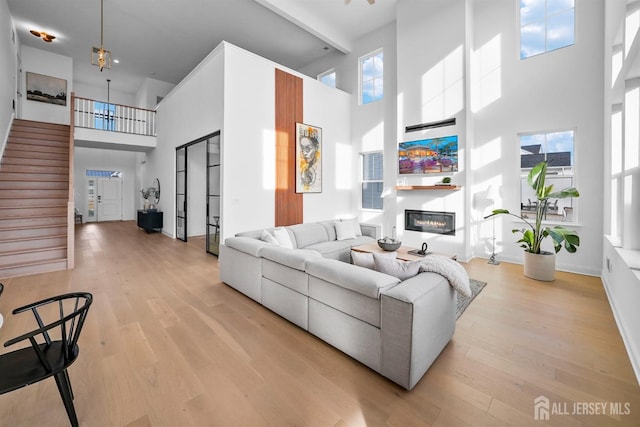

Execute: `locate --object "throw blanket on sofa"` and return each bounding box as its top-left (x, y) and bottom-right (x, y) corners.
top-left (419, 255), bottom-right (472, 297)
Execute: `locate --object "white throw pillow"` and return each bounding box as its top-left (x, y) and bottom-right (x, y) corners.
top-left (260, 229), bottom-right (279, 245)
top-left (351, 250), bottom-right (396, 270)
top-left (373, 253), bottom-right (421, 281)
top-left (335, 221), bottom-right (356, 240)
top-left (273, 227), bottom-right (294, 249)
top-left (341, 217), bottom-right (362, 237)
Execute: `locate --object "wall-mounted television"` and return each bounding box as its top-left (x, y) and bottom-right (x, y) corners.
top-left (398, 135), bottom-right (458, 175)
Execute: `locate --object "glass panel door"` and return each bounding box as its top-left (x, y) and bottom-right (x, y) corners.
top-left (206, 132), bottom-right (221, 255)
top-left (86, 177), bottom-right (96, 222)
top-left (176, 146), bottom-right (187, 241)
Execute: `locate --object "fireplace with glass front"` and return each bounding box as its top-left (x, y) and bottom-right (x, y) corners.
top-left (405, 210), bottom-right (455, 235)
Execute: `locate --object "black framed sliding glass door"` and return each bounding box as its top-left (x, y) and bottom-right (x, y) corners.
top-left (176, 146), bottom-right (187, 241)
top-left (206, 132), bottom-right (221, 255)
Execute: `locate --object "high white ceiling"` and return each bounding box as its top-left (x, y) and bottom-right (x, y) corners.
top-left (7, 0), bottom-right (397, 94)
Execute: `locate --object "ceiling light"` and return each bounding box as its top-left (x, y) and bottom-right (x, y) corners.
top-left (30, 30), bottom-right (56, 43)
top-left (113, 59), bottom-right (119, 64)
top-left (91, 0), bottom-right (112, 72)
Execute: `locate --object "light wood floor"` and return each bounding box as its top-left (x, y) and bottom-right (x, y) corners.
top-left (0, 221), bottom-right (639, 426)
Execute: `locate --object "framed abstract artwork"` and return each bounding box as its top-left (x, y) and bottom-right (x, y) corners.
top-left (296, 123), bottom-right (322, 193)
top-left (26, 72), bottom-right (67, 106)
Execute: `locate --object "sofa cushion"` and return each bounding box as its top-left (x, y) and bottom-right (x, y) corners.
top-left (318, 220), bottom-right (337, 241)
top-left (273, 227), bottom-right (294, 249)
top-left (305, 240), bottom-right (351, 262)
top-left (341, 217), bottom-right (362, 236)
top-left (309, 280), bottom-right (382, 329)
top-left (224, 236), bottom-right (272, 257)
top-left (306, 258), bottom-right (400, 299)
top-left (351, 250), bottom-right (396, 270)
top-left (305, 236), bottom-right (375, 260)
top-left (261, 245), bottom-right (322, 271)
top-left (263, 259), bottom-right (309, 295)
top-left (373, 253), bottom-right (422, 281)
top-left (260, 229), bottom-right (279, 245)
top-left (335, 221), bottom-right (356, 240)
top-left (287, 223), bottom-right (330, 248)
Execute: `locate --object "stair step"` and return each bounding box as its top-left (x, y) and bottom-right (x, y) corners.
top-left (9, 127), bottom-right (69, 138)
top-left (0, 198), bottom-right (68, 208)
top-left (0, 235), bottom-right (67, 253)
top-left (0, 215), bottom-right (67, 229)
top-left (6, 142), bottom-right (68, 155)
top-left (12, 119), bottom-right (69, 133)
top-left (7, 135), bottom-right (69, 148)
top-left (3, 148), bottom-right (68, 161)
top-left (0, 206), bottom-right (67, 218)
top-left (0, 189), bottom-right (68, 198)
top-left (0, 164), bottom-right (69, 174)
top-left (0, 172), bottom-right (69, 182)
top-left (1, 156), bottom-right (69, 168)
top-left (0, 180), bottom-right (69, 190)
top-left (0, 225), bottom-right (67, 240)
top-left (0, 245), bottom-right (66, 266)
top-left (0, 258), bottom-right (67, 280)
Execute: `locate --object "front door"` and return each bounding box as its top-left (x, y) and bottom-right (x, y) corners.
top-left (97, 177), bottom-right (122, 221)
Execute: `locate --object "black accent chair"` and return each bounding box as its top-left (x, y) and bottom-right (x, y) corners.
top-left (0, 292), bottom-right (93, 427)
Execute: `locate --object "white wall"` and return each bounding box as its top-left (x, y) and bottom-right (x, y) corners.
top-left (0, 0), bottom-right (17, 152)
top-left (73, 146), bottom-right (138, 221)
top-left (601, 0), bottom-right (640, 384)
top-left (135, 77), bottom-right (175, 110)
top-left (302, 77), bottom-right (352, 221)
top-left (187, 141), bottom-right (206, 237)
top-left (149, 42), bottom-right (353, 240)
top-left (150, 44), bottom-right (225, 237)
top-left (470, 0), bottom-right (604, 275)
top-left (20, 45), bottom-right (72, 125)
top-left (298, 22), bottom-right (397, 237)
top-left (396, 0), bottom-right (468, 258)
top-left (222, 43), bottom-right (353, 239)
top-left (73, 81), bottom-right (135, 106)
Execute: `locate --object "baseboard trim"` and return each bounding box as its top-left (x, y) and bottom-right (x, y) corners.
top-left (601, 272), bottom-right (640, 386)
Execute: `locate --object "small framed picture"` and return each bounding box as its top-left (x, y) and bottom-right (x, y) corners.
top-left (26, 72), bottom-right (67, 106)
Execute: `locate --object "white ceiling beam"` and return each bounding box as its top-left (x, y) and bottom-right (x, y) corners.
top-left (253, 0), bottom-right (353, 54)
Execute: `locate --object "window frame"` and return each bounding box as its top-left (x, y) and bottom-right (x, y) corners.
top-left (519, 0), bottom-right (576, 60)
top-left (317, 68), bottom-right (336, 88)
top-left (518, 127), bottom-right (578, 224)
top-left (361, 150), bottom-right (384, 211)
top-left (359, 48), bottom-right (384, 105)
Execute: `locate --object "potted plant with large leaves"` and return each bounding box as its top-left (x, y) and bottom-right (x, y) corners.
top-left (485, 161), bottom-right (580, 281)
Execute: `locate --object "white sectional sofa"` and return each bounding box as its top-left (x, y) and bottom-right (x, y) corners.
top-left (219, 220), bottom-right (456, 390)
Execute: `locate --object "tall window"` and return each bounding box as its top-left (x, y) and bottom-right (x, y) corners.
top-left (520, 0), bottom-right (575, 59)
top-left (318, 69), bottom-right (336, 88)
top-left (360, 49), bottom-right (383, 104)
top-left (362, 152), bottom-right (383, 210)
top-left (520, 130), bottom-right (575, 222)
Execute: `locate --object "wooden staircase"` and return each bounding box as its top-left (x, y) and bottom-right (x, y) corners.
top-left (0, 119), bottom-right (71, 278)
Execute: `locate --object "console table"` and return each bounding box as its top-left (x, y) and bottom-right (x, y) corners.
top-left (137, 210), bottom-right (163, 233)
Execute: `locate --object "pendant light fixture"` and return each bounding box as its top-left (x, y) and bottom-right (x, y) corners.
top-left (91, 0), bottom-right (112, 71)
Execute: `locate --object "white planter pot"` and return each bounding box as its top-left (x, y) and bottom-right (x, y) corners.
top-left (523, 251), bottom-right (556, 282)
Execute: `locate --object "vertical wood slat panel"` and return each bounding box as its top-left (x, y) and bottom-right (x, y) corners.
top-left (275, 69), bottom-right (303, 226)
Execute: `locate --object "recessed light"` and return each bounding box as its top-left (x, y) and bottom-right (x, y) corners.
top-left (113, 58), bottom-right (120, 64)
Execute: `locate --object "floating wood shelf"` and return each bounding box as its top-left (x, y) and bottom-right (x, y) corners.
top-left (395, 185), bottom-right (462, 191)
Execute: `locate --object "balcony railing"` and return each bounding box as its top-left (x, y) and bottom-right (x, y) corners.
top-left (74, 96), bottom-right (156, 136)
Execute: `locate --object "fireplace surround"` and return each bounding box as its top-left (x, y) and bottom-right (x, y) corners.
top-left (405, 209), bottom-right (456, 235)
